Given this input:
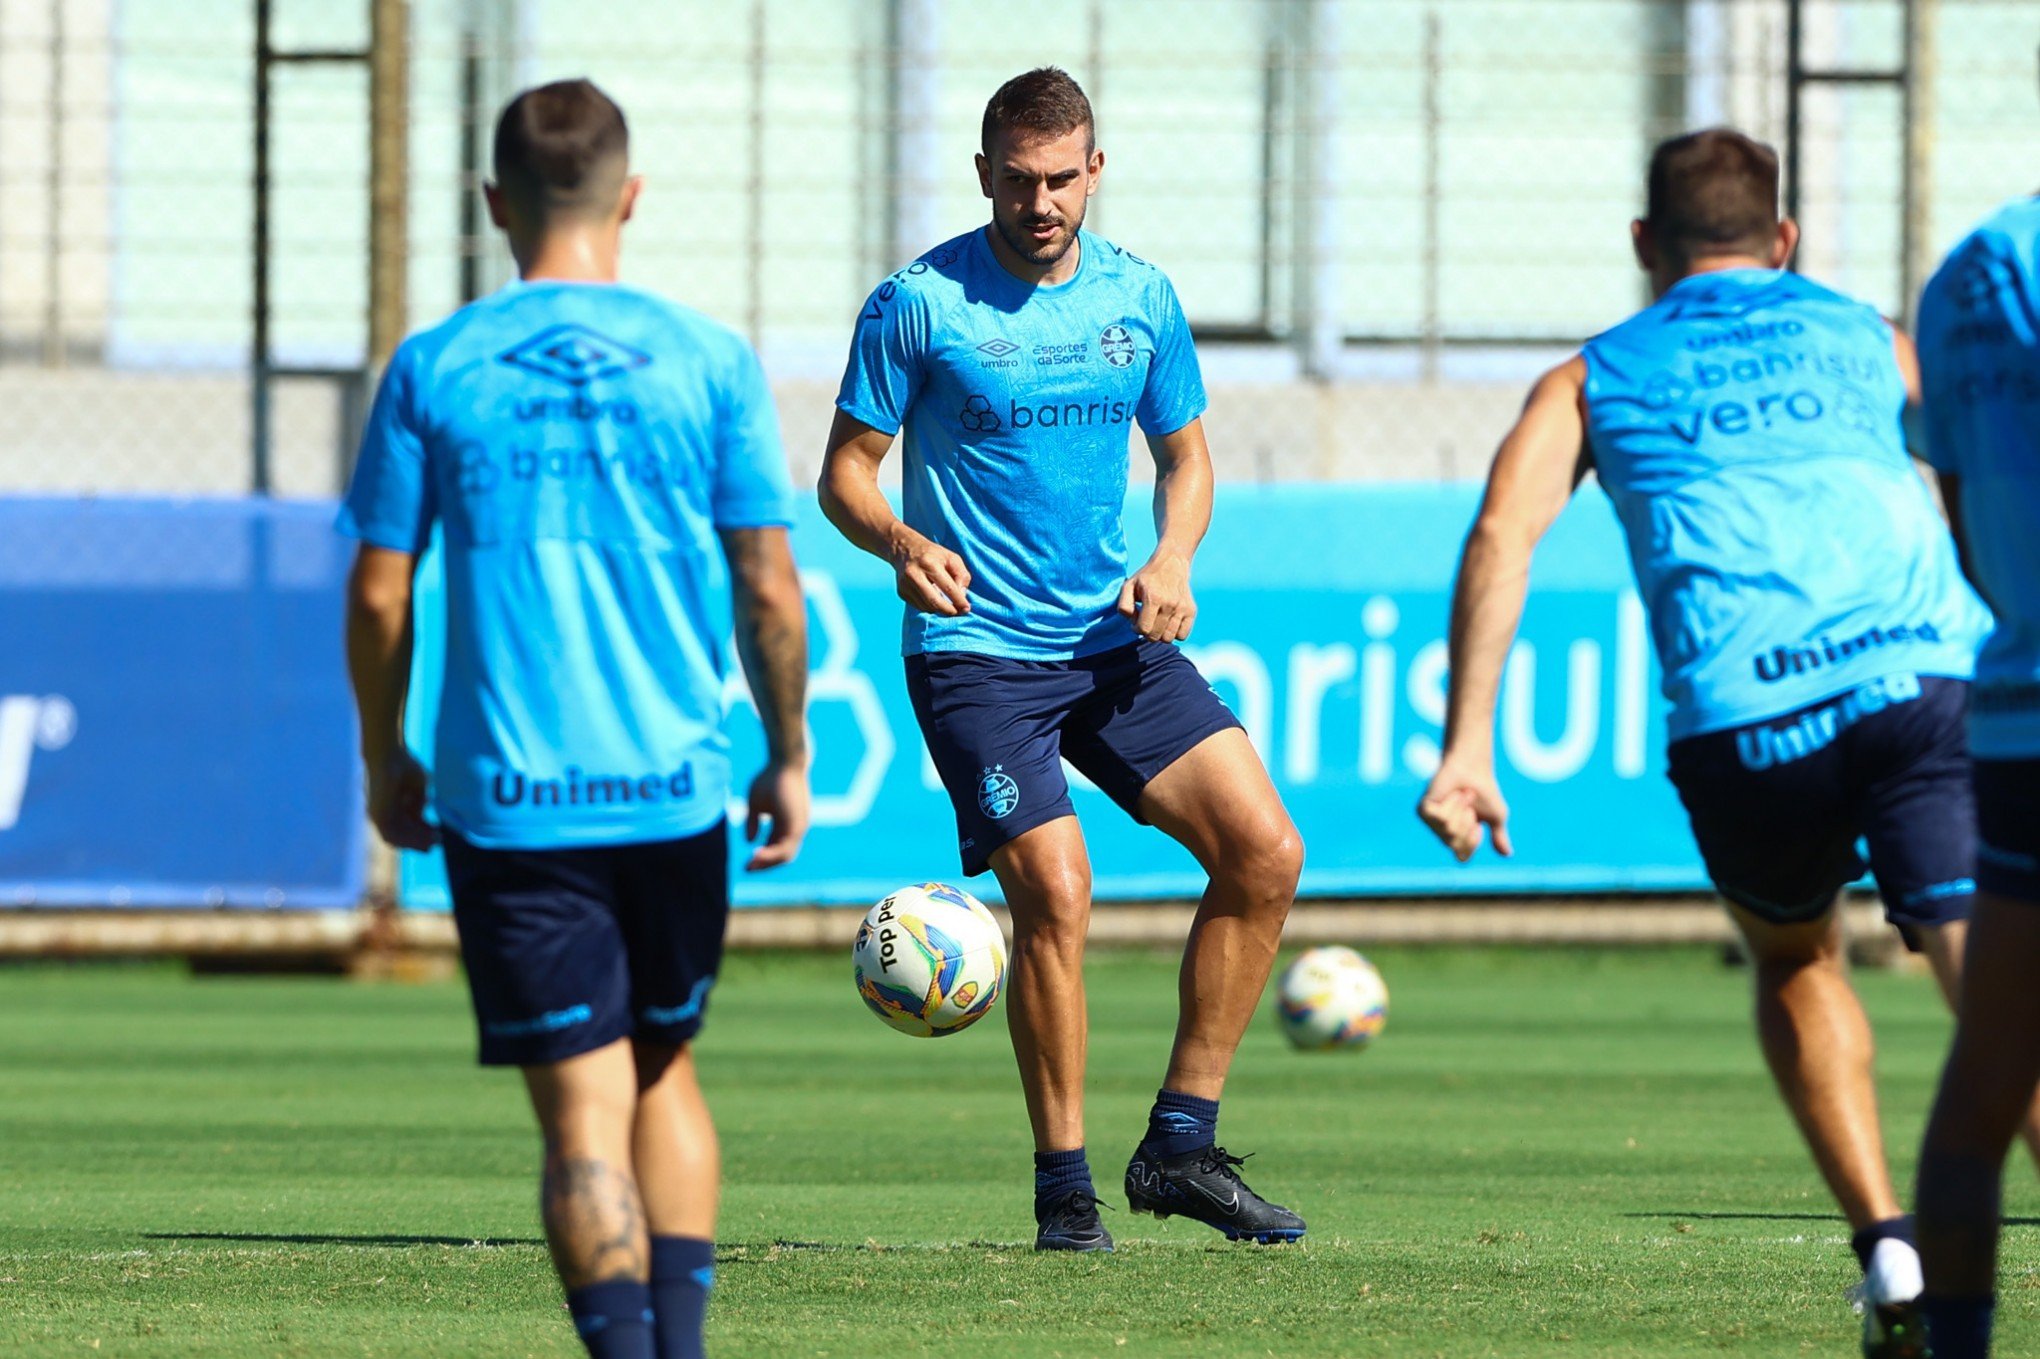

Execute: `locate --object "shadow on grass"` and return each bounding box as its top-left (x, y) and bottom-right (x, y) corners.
top-left (718, 1239), bottom-right (1035, 1260)
top-left (1622, 1212), bottom-right (2040, 1227)
top-left (144, 1232), bottom-right (542, 1248)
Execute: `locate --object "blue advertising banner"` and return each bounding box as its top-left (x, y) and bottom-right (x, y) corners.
top-left (0, 499), bottom-right (365, 908)
top-left (400, 484), bottom-right (1706, 909)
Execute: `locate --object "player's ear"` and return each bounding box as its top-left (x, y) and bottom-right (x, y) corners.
top-left (618, 175), bottom-right (644, 225)
top-left (483, 182), bottom-right (509, 232)
top-left (975, 152), bottom-right (992, 200)
top-left (1771, 218), bottom-right (1800, 270)
top-left (1086, 147), bottom-right (1104, 196)
top-left (1628, 218), bottom-right (1654, 273)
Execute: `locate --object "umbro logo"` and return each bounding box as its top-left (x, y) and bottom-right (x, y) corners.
top-left (976, 338), bottom-right (1020, 358)
top-left (498, 324), bottom-right (652, 388)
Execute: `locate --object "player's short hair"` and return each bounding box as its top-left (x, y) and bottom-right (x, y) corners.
top-left (1645, 128), bottom-right (1780, 264)
top-left (492, 79), bottom-right (629, 218)
top-left (981, 67), bottom-right (1095, 156)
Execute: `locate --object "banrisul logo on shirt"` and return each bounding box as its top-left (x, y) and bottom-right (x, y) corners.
top-left (959, 394), bottom-right (1002, 432)
top-left (498, 324), bottom-right (652, 387)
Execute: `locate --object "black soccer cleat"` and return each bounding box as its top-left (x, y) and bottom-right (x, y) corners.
top-left (1860, 1298), bottom-right (1927, 1359)
top-left (1035, 1188), bottom-right (1114, 1252)
top-left (1123, 1143), bottom-right (1306, 1244)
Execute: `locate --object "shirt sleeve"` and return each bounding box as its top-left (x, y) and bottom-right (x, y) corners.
top-left (712, 341), bottom-right (798, 530)
top-left (336, 342), bottom-right (436, 553)
top-left (834, 277), bottom-right (930, 436)
top-left (1137, 274), bottom-right (1208, 437)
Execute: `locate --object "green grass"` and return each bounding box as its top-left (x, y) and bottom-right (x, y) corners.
top-left (1, 947), bottom-right (2034, 1357)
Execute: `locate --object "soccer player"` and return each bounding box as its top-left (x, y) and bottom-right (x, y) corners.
top-left (1910, 186), bottom-right (2040, 1359)
top-left (340, 81), bottom-right (810, 1359)
top-left (818, 68), bottom-right (1305, 1252)
top-left (1414, 129), bottom-right (1996, 1357)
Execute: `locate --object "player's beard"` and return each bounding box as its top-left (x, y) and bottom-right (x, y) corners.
top-left (995, 198), bottom-right (1086, 268)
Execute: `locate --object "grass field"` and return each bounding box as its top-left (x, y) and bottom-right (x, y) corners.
top-left (2, 947), bottom-right (2035, 1358)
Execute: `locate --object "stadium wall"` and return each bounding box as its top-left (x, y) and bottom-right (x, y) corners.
top-left (0, 485), bottom-right (1709, 913)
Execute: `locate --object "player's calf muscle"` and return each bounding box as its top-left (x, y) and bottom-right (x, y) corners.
top-left (540, 1150), bottom-right (650, 1286)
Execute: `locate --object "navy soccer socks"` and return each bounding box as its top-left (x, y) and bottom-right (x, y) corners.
top-left (566, 1279), bottom-right (655, 1359)
top-left (1851, 1215), bottom-right (1918, 1274)
top-left (1141, 1089), bottom-right (1219, 1158)
top-left (649, 1236), bottom-right (715, 1359)
top-left (1033, 1147), bottom-right (1095, 1213)
top-left (1920, 1295), bottom-right (1994, 1359)
top-left (1033, 1147), bottom-right (1113, 1250)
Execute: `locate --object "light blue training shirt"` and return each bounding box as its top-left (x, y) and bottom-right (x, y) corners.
top-left (1581, 267), bottom-right (1988, 741)
top-left (338, 280), bottom-right (796, 850)
top-left (1918, 196), bottom-right (2040, 760)
top-left (836, 227), bottom-right (1208, 659)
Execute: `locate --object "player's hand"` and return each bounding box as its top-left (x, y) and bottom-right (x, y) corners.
top-left (1417, 753), bottom-right (1513, 862)
top-left (367, 748), bottom-right (437, 852)
top-left (892, 535), bottom-right (971, 617)
top-left (743, 759), bottom-right (810, 871)
top-left (1118, 551), bottom-right (1196, 642)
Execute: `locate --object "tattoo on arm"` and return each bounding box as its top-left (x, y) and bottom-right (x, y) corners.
top-left (540, 1153), bottom-right (648, 1287)
top-left (723, 528), bottom-right (809, 765)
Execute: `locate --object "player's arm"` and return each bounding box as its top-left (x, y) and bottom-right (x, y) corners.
top-left (345, 544), bottom-right (436, 851)
top-left (817, 410), bottom-right (971, 616)
top-left (1936, 471), bottom-right (1983, 591)
top-left (1902, 319), bottom-right (1989, 598)
top-left (722, 526), bottom-right (810, 871)
top-left (1118, 418), bottom-right (1213, 643)
top-left (1417, 356), bottom-right (1593, 862)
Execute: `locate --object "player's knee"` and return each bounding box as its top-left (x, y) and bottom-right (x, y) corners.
top-left (1737, 911), bottom-right (1842, 975)
top-left (1216, 819), bottom-right (1304, 908)
top-left (631, 1039), bottom-right (689, 1093)
top-left (1267, 825), bottom-right (1306, 895)
top-left (1009, 883), bottom-right (1090, 950)
top-left (996, 847), bottom-right (1091, 930)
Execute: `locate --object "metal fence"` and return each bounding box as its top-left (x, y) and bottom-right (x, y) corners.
top-left (2, 0), bottom-right (2036, 496)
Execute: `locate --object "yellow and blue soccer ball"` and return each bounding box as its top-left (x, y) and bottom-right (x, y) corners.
top-left (1275, 945), bottom-right (1389, 1050)
top-left (852, 883), bottom-right (1007, 1037)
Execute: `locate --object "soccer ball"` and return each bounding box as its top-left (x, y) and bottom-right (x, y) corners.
top-left (1275, 946), bottom-right (1388, 1050)
top-left (852, 883), bottom-right (1007, 1037)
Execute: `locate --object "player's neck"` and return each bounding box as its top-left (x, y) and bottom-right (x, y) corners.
top-left (1653, 253), bottom-right (1773, 298)
top-left (983, 223), bottom-right (1082, 289)
top-left (511, 228), bottom-right (623, 284)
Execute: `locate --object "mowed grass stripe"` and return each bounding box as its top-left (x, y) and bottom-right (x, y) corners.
top-left (0, 949), bottom-right (2033, 1357)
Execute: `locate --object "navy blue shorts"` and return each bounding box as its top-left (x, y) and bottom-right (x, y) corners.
top-left (441, 821), bottom-right (729, 1067)
top-left (1976, 758), bottom-right (2040, 903)
top-left (1666, 674), bottom-right (1975, 937)
top-left (905, 639), bottom-right (1242, 876)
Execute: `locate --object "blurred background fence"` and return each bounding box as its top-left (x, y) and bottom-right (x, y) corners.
top-left (4, 0), bottom-right (2036, 500)
top-left (2, 0), bottom-right (2037, 919)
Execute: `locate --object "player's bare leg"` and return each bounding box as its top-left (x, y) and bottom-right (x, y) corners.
top-left (1732, 901), bottom-right (1927, 1356)
top-left (1917, 894), bottom-right (2040, 1351)
top-left (1912, 918), bottom-right (2040, 1171)
top-left (1138, 728), bottom-right (1303, 1099)
top-left (524, 1040), bottom-right (650, 1288)
top-left (1731, 903), bottom-right (1903, 1230)
top-left (988, 816), bottom-right (1107, 1250)
top-left (631, 1041), bottom-right (720, 1359)
top-left (631, 1043), bottom-right (719, 1238)
top-left (988, 815), bottom-right (1095, 1154)
top-left (1124, 727), bottom-right (1306, 1243)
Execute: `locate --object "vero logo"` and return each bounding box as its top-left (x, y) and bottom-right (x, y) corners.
top-left (0, 695), bottom-right (75, 831)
